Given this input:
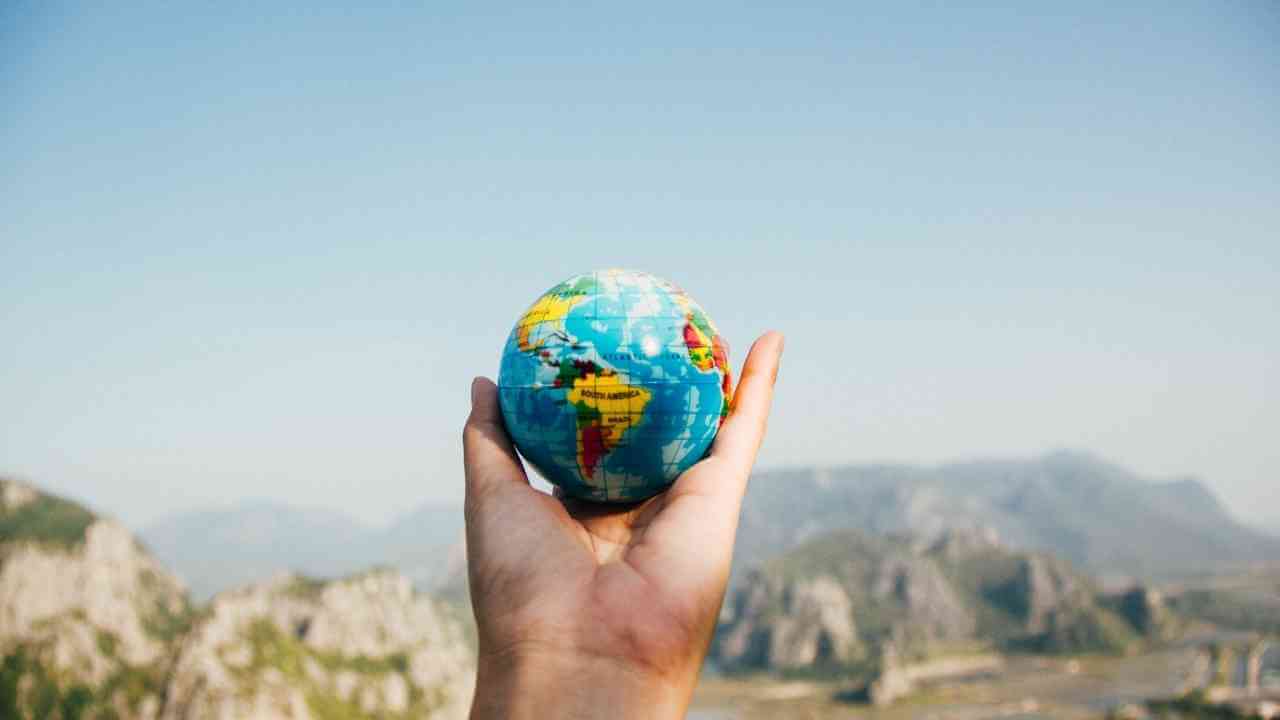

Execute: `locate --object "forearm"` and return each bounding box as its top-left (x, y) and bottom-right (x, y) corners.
top-left (470, 647), bottom-right (695, 720)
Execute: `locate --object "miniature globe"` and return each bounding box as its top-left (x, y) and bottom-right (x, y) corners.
top-left (498, 269), bottom-right (732, 502)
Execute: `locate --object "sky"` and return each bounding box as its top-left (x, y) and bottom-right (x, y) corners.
top-left (2, 2), bottom-right (1277, 529)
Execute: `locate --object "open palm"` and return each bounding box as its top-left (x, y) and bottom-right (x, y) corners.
top-left (462, 332), bottom-right (783, 716)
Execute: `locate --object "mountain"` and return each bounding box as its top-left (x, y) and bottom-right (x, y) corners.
top-left (1, 478), bottom-right (191, 719)
top-left (1, 479), bottom-right (477, 720)
top-left (142, 502), bottom-right (464, 600)
top-left (141, 502), bottom-right (371, 601)
top-left (160, 570), bottom-right (474, 720)
top-left (142, 451), bottom-right (1267, 603)
top-left (714, 526), bottom-right (1174, 676)
top-left (735, 451), bottom-right (1279, 582)
top-left (1167, 587), bottom-right (1280, 636)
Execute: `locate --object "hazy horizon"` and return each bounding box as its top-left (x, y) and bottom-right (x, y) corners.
top-left (3, 449), bottom-right (1273, 535)
top-left (4, 2), bottom-right (1277, 528)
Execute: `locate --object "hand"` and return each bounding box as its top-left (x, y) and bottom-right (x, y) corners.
top-left (462, 331), bottom-right (784, 720)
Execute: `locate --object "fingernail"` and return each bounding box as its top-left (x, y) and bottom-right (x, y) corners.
top-left (470, 377), bottom-right (483, 406)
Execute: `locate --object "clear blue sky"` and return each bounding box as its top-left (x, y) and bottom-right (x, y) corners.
top-left (3, 1), bottom-right (1277, 528)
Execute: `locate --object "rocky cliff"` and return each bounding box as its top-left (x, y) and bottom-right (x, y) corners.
top-left (714, 527), bottom-right (1172, 674)
top-left (160, 570), bottom-right (474, 720)
top-left (0, 479), bottom-right (477, 720)
top-left (1, 478), bottom-right (190, 719)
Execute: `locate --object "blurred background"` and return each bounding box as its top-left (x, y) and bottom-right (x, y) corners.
top-left (2, 2), bottom-right (1277, 718)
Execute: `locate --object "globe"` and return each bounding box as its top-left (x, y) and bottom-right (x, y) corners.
top-left (498, 269), bottom-right (732, 502)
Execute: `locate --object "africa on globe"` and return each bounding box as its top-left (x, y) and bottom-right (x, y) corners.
top-left (498, 269), bottom-right (732, 502)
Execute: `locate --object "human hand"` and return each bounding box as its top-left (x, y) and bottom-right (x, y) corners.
top-left (462, 331), bottom-right (784, 720)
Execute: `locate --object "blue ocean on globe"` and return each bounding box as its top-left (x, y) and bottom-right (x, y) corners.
top-left (498, 269), bottom-right (732, 502)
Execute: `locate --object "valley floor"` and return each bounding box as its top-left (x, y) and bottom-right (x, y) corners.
top-left (689, 649), bottom-right (1201, 719)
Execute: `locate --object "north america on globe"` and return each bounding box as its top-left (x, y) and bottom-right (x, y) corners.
top-left (498, 269), bottom-right (732, 502)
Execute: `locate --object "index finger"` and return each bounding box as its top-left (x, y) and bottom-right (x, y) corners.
top-left (643, 331), bottom-right (784, 576)
top-left (709, 330), bottom-right (785, 475)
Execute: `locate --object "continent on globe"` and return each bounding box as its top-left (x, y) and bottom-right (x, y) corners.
top-left (564, 362), bottom-right (652, 481)
top-left (676, 294), bottom-right (733, 421)
top-left (515, 274), bottom-right (594, 353)
top-left (498, 269), bottom-right (732, 502)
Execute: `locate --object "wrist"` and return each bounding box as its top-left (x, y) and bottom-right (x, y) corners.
top-left (470, 643), bottom-right (695, 720)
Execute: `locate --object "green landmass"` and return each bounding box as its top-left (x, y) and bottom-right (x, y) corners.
top-left (0, 493), bottom-right (96, 549)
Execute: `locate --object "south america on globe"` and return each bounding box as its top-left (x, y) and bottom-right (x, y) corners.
top-left (498, 269), bottom-right (732, 502)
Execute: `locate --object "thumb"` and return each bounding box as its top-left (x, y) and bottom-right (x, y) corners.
top-left (462, 377), bottom-right (530, 508)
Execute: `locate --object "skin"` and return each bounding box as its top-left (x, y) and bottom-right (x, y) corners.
top-left (462, 331), bottom-right (785, 720)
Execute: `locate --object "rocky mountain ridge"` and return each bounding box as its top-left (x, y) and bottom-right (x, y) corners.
top-left (714, 526), bottom-right (1174, 675)
top-left (0, 478), bottom-right (475, 720)
top-left (160, 570), bottom-right (474, 720)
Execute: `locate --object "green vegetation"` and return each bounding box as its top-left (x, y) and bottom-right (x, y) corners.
top-left (0, 482), bottom-right (469, 719)
top-left (284, 567), bottom-right (402, 601)
top-left (757, 531), bottom-right (931, 648)
top-left (139, 594), bottom-right (195, 644)
top-left (730, 527), bottom-right (1168, 675)
top-left (132, 565), bottom-right (196, 644)
top-left (941, 548), bottom-right (1036, 643)
top-left (762, 529), bottom-right (902, 584)
top-left (1144, 690), bottom-right (1260, 719)
top-left (1, 648), bottom-right (97, 720)
top-left (0, 493), bottom-right (95, 548)
top-left (236, 618), bottom-right (444, 720)
top-left (315, 649), bottom-right (410, 675)
top-left (284, 574), bottom-right (329, 601)
top-left (98, 664), bottom-right (165, 717)
top-left (306, 690), bottom-right (377, 720)
top-left (242, 618), bottom-right (309, 678)
top-left (95, 630), bottom-right (118, 659)
top-left (1030, 605), bottom-right (1137, 655)
top-left (1168, 589), bottom-right (1280, 635)
top-left (242, 617), bottom-right (409, 675)
top-left (0, 638), bottom-right (169, 720)
top-left (1099, 588), bottom-right (1180, 642)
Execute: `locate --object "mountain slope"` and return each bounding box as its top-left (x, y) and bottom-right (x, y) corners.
top-left (714, 527), bottom-right (1171, 674)
top-left (2, 479), bottom-right (478, 720)
top-left (160, 570), bottom-right (474, 720)
top-left (1, 478), bottom-right (191, 719)
top-left (736, 451), bottom-right (1277, 581)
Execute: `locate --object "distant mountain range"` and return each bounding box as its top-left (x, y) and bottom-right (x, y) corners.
top-left (141, 501), bottom-right (464, 600)
top-left (136, 450), bottom-right (1274, 601)
top-left (735, 450), bottom-right (1279, 583)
